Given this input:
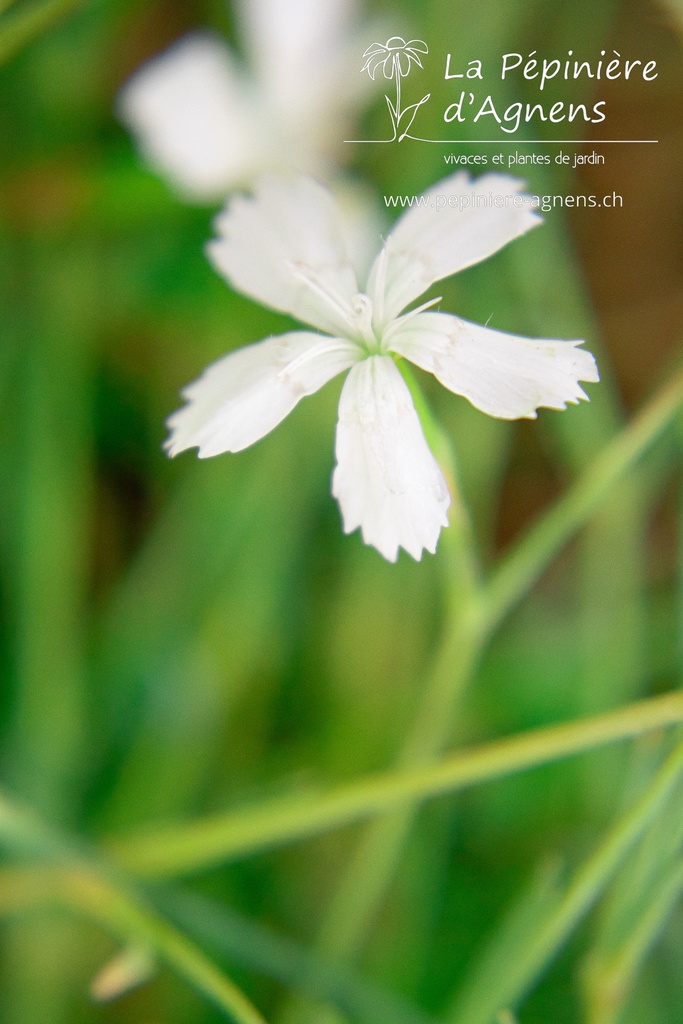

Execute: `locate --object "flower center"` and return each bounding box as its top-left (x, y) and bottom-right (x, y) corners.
top-left (348, 293), bottom-right (382, 352)
top-left (287, 260), bottom-right (384, 353)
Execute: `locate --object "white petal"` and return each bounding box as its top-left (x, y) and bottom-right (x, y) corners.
top-left (117, 34), bottom-right (262, 201)
top-left (207, 175), bottom-right (362, 336)
top-left (390, 312), bottom-right (600, 420)
top-left (236, 0), bottom-right (367, 140)
top-left (332, 356), bottom-right (450, 562)
top-left (166, 333), bottom-right (361, 458)
top-left (367, 173), bottom-right (541, 324)
top-left (333, 178), bottom-right (388, 284)
top-left (238, 0), bottom-right (351, 102)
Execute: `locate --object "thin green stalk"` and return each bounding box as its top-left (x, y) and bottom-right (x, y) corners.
top-left (60, 870), bottom-right (268, 1024)
top-left (447, 738), bottom-right (683, 1024)
top-left (299, 606), bottom-right (483, 973)
top-left (3, 866), bottom-right (269, 1024)
top-left (0, 0), bottom-right (88, 64)
top-left (583, 859), bottom-right (683, 1024)
top-left (0, 795), bottom-right (267, 1024)
top-left (483, 363), bottom-right (683, 631)
top-left (0, 865), bottom-right (433, 1024)
top-left (108, 691), bottom-right (683, 877)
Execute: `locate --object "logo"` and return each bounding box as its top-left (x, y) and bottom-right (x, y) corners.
top-left (360, 37), bottom-right (430, 142)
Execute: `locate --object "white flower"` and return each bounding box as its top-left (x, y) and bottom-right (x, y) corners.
top-left (165, 172), bottom-right (599, 562)
top-left (117, 0), bottom-right (372, 202)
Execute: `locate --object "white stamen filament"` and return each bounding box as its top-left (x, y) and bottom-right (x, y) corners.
top-left (382, 296), bottom-right (442, 345)
top-left (288, 260), bottom-right (353, 322)
top-left (277, 339), bottom-right (360, 380)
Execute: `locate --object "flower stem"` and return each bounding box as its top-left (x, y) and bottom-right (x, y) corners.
top-left (61, 870), bottom-right (269, 1024)
top-left (483, 362), bottom-right (683, 632)
top-left (108, 691), bottom-right (683, 877)
top-left (0, 794), bottom-right (268, 1024)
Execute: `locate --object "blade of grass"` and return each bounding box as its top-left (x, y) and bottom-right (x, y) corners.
top-left (582, 750), bottom-right (683, 959)
top-left (510, 156), bottom-right (650, 816)
top-left (0, 788), bottom-right (84, 863)
top-left (108, 690), bottom-right (683, 876)
top-left (0, 863), bottom-right (432, 1024)
top-left (580, 455), bottom-right (683, 1022)
top-left (92, 396), bottom-right (334, 829)
top-left (97, 428), bottom-right (330, 831)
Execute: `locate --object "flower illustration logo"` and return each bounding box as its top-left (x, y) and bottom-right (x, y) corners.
top-left (362, 37), bottom-right (430, 141)
top-left (362, 36), bottom-right (428, 79)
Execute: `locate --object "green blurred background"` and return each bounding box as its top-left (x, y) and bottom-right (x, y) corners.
top-left (0, 0), bottom-right (682, 1022)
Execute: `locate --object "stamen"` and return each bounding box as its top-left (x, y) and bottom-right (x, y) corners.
top-left (382, 295), bottom-right (442, 343)
top-left (288, 261), bottom-right (353, 322)
top-left (278, 339), bottom-right (361, 379)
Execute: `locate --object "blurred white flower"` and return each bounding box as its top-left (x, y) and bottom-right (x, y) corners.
top-left (165, 172), bottom-right (599, 562)
top-left (117, 0), bottom-right (373, 202)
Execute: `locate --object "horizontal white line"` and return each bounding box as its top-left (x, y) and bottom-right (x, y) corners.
top-left (345, 139), bottom-right (659, 144)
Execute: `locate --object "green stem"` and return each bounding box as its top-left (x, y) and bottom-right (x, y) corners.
top-left (483, 363), bottom-right (683, 632)
top-left (108, 691), bottom-right (683, 878)
top-left (0, 795), bottom-right (268, 1024)
top-left (60, 870), bottom-right (268, 1024)
top-left (161, 888), bottom-right (436, 1024)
